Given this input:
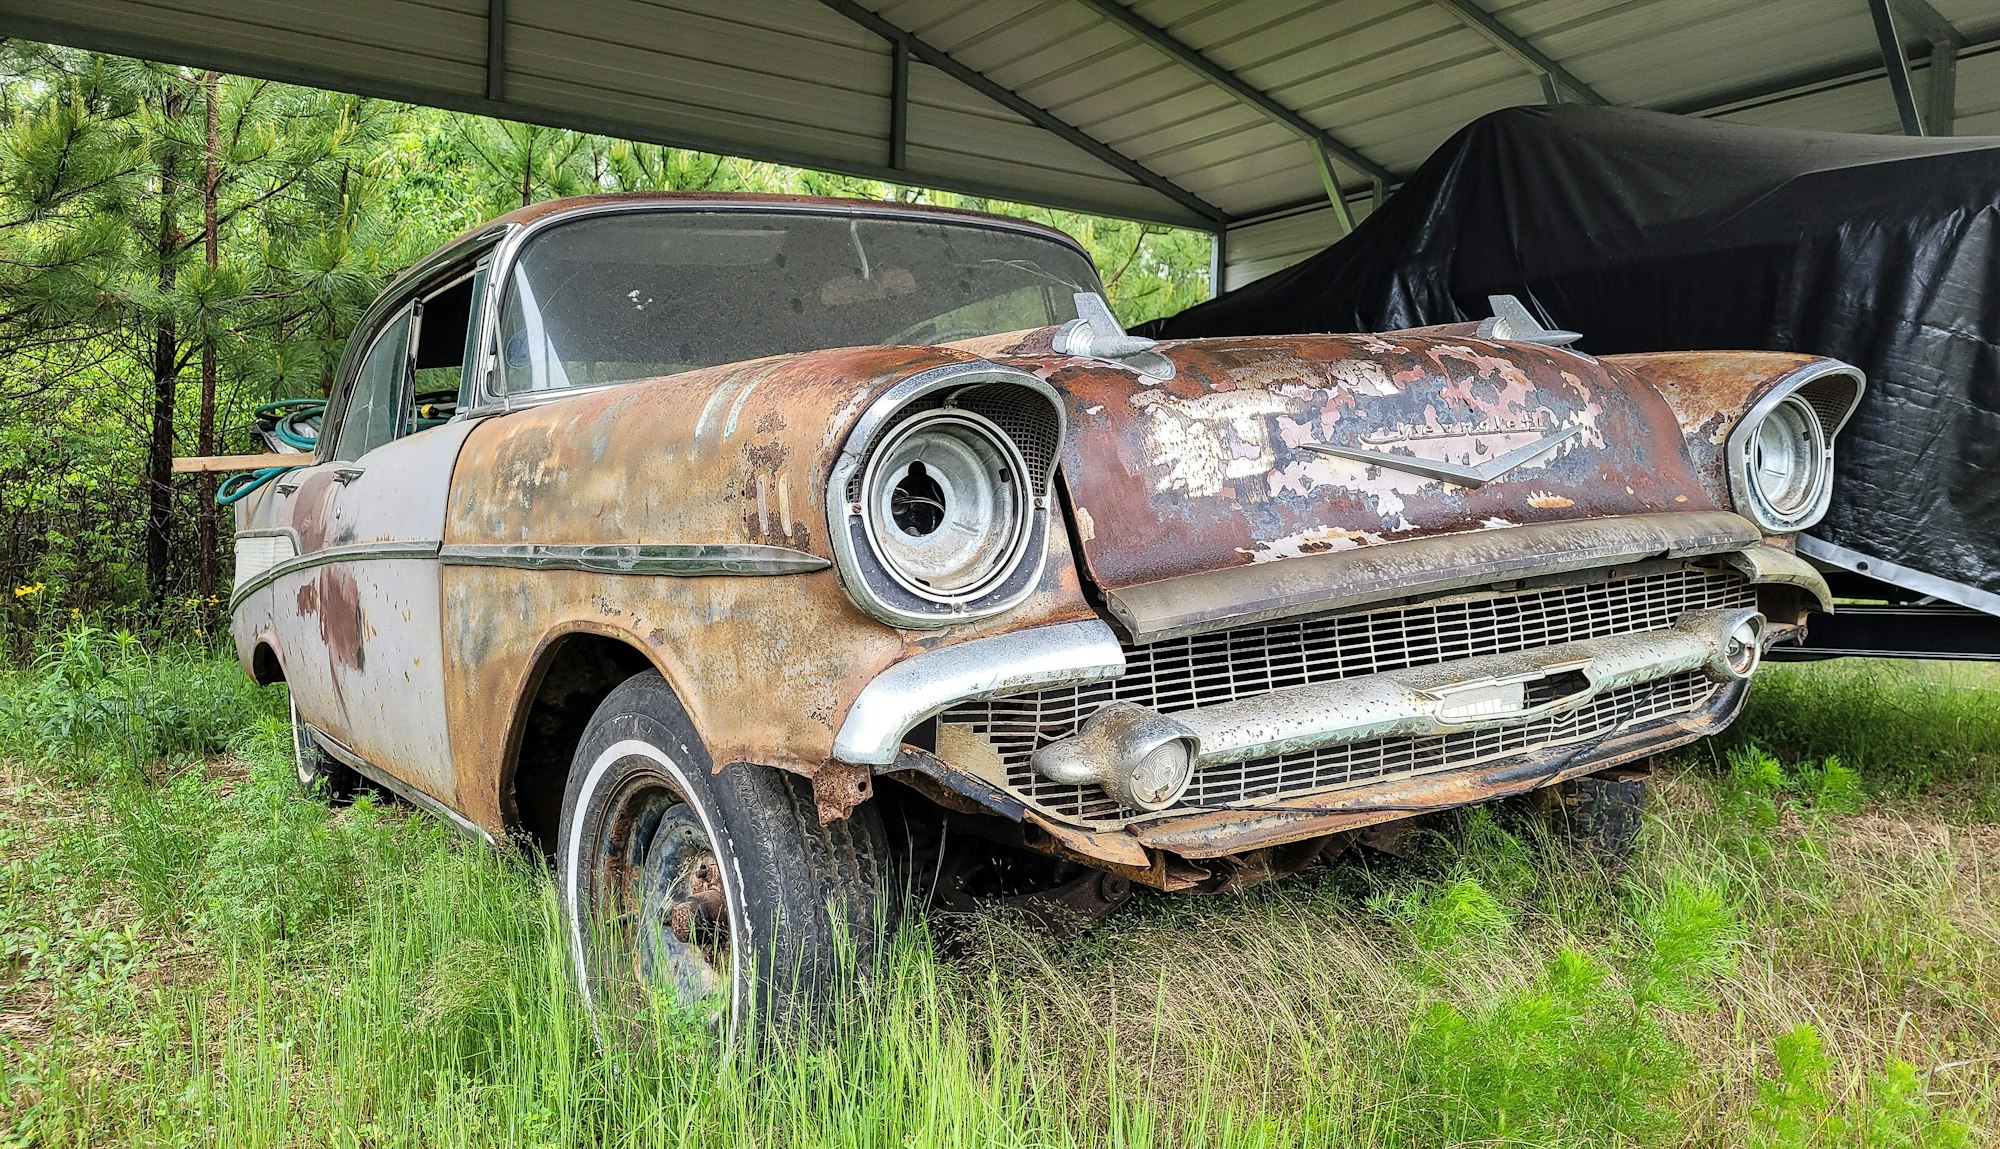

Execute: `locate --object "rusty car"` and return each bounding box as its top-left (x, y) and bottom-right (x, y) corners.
top-left (217, 192), bottom-right (1862, 1035)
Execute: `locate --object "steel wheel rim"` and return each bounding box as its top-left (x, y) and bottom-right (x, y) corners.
top-left (588, 769), bottom-right (735, 1028)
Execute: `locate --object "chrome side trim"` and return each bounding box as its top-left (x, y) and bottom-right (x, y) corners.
top-left (438, 542), bottom-right (829, 576)
top-left (307, 727), bottom-right (496, 846)
top-left (1799, 535), bottom-right (2000, 617)
top-left (228, 540), bottom-right (440, 612)
top-left (1726, 360), bottom-right (1865, 532)
top-left (1033, 609), bottom-right (1760, 781)
top-left (1105, 511), bottom-right (1764, 644)
top-left (833, 619), bottom-right (1128, 766)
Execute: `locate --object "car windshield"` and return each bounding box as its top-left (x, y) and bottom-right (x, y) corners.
top-left (495, 209), bottom-right (1103, 394)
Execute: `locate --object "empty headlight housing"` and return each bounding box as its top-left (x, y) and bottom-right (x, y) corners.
top-left (1726, 363), bottom-right (1863, 532)
top-left (830, 363), bottom-right (1065, 627)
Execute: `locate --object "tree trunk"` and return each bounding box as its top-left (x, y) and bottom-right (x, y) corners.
top-left (197, 71), bottom-right (220, 606)
top-left (144, 90), bottom-right (184, 609)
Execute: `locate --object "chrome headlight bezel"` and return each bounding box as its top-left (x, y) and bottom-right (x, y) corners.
top-left (1725, 362), bottom-right (1863, 533)
top-left (828, 362), bottom-right (1065, 628)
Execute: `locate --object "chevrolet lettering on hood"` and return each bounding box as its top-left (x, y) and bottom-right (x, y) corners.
top-left (216, 193), bottom-right (1863, 1039)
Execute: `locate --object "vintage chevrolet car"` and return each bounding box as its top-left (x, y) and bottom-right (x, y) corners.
top-left (224, 192), bottom-right (1861, 1033)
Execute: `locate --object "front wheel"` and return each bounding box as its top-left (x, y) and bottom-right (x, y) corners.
top-left (558, 671), bottom-right (893, 1046)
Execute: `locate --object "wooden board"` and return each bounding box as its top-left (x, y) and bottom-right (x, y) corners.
top-left (171, 452), bottom-right (309, 474)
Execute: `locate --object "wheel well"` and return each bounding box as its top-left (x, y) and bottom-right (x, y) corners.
top-left (251, 643), bottom-right (285, 685)
top-left (508, 633), bottom-right (654, 857)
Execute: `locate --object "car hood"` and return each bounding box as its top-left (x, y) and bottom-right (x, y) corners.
top-left (993, 331), bottom-right (1720, 593)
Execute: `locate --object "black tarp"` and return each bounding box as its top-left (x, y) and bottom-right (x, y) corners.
top-left (1145, 106), bottom-right (2000, 604)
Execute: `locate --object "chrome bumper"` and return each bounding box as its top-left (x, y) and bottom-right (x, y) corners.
top-left (832, 619), bottom-right (1127, 766)
top-left (1031, 608), bottom-right (1762, 787)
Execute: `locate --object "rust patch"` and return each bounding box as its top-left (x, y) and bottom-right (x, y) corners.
top-left (316, 566), bottom-right (366, 673)
top-left (294, 579), bottom-right (319, 616)
top-left (290, 471), bottom-right (341, 552)
top-left (1026, 333), bottom-right (1712, 590)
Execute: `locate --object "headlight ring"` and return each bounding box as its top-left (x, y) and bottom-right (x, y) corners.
top-left (1727, 368), bottom-right (1854, 533)
top-left (828, 362), bottom-right (1065, 629)
top-left (860, 409), bottom-right (1031, 603)
top-left (1750, 395), bottom-right (1826, 520)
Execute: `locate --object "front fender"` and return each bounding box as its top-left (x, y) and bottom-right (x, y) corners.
top-left (1606, 351), bottom-right (1864, 517)
top-left (437, 346), bottom-right (1098, 833)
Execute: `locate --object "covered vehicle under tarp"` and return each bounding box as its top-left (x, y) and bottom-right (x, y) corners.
top-left (1144, 105), bottom-right (2000, 619)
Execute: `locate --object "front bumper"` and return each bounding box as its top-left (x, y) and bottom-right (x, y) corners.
top-left (838, 542), bottom-right (1820, 872)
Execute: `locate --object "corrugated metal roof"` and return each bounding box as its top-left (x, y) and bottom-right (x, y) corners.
top-left (6, 0), bottom-right (1996, 285)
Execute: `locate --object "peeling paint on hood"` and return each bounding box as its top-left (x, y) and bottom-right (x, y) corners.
top-left (1003, 332), bottom-right (1712, 592)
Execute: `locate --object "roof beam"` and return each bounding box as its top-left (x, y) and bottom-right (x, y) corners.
top-left (888, 40), bottom-right (909, 169)
top-left (1929, 40), bottom-right (1956, 136)
top-left (0, 8), bottom-right (1216, 230)
top-left (1867, 0), bottom-right (1928, 134)
top-left (1072, 0), bottom-right (1396, 186)
top-left (1428, 0), bottom-right (1607, 105)
top-left (483, 0), bottom-right (504, 102)
top-left (815, 0), bottom-right (1227, 226)
top-left (1656, 27), bottom-right (1999, 119)
top-left (1889, 0), bottom-right (1965, 48)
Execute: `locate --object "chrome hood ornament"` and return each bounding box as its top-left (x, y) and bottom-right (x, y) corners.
top-left (1301, 425), bottom-right (1582, 488)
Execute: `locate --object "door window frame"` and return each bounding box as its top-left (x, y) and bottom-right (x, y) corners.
top-left (319, 240), bottom-right (501, 463)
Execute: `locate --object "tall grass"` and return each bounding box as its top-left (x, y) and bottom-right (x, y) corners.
top-left (1, 633), bottom-right (1994, 1146)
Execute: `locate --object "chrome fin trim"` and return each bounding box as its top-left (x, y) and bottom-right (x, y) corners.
top-left (438, 542), bottom-right (830, 576)
top-left (228, 540), bottom-right (439, 613)
top-left (1301, 426), bottom-right (1582, 488)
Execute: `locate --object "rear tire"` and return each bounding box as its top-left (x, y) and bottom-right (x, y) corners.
top-left (557, 670), bottom-right (893, 1047)
top-left (291, 694), bottom-right (362, 801)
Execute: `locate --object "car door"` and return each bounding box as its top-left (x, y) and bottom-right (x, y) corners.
top-left (289, 261), bottom-right (489, 802)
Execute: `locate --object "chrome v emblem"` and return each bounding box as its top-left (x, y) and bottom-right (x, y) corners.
top-left (1300, 426), bottom-right (1582, 488)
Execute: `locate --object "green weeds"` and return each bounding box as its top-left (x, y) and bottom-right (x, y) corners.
top-left (1, 643), bottom-right (1996, 1146)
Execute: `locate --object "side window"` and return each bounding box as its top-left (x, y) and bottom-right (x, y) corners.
top-left (411, 263), bottom-right (486, 420)
top-left (333, 306), bottom-right (413, 462)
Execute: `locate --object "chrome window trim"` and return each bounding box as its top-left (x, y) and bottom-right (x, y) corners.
top-left (228, 540), bottom-right (440, 612)
top-left (321, 226), bottom-right (512, 463)
top-left (833, 619), bottom-right (1128, 767)
top-left (826, 360), bottom-right (1067, 629)
top-left (1725, 359), bottom-right (1865, 532)
top-left (438, 542), bottom-right (829, 576)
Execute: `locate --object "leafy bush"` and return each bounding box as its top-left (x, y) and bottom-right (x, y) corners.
top-left (1388, 877), bottom-right (1740, 1146)
top-left (0, 618), bottom-right (276, 774)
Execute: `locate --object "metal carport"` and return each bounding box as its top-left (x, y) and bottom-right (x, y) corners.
top-left (6, 0), bottom-right (1998, 292)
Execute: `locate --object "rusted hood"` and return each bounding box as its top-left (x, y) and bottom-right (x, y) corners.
top-left (1005, 332), bottom-right (1717, 592)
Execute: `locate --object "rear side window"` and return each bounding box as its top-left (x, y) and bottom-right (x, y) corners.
top-left (334, 307), bottom-right (413, 461)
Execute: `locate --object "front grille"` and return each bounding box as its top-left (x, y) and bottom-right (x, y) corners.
top-left (939, 565), bottom-right (1751, 825)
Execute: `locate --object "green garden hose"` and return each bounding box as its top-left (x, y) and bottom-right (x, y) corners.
top-left (214, 395), bottom-right (454, 505)
top-left (213, 399), bottom-right (324, 506)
